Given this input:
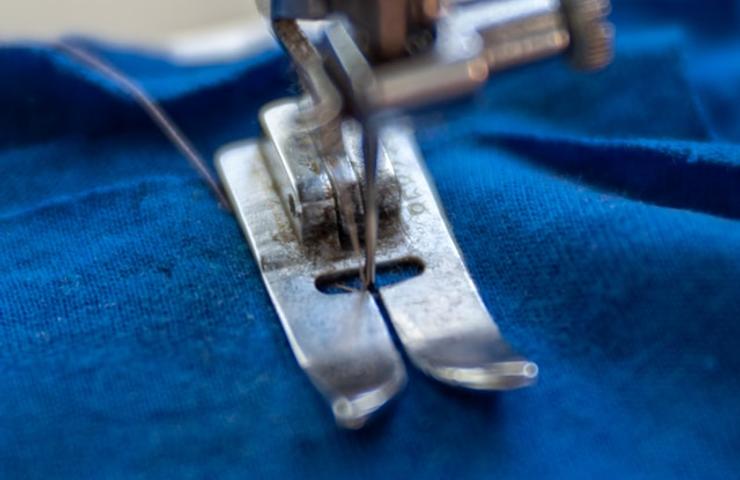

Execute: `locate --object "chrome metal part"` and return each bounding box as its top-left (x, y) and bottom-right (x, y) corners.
top-left (227, 0), bottom-right (614, 427)
top-left (267, 0), bottom-right (612, 290)
top-left (370, 0), bottom-right (575, 110)
top-left (260, 99), bottom-right (400, 248)
top-left (341, 119), bottom-right (400, 221)
top-left (377, 126), bottom-right (538, 389)
top-left (270, 0), bottom-right (438, 60)
top-left (217, 100), bottom-right (538, 426)
top-left (272, 19), bottom-right (344, 157)
top-left (259, 99), bottom-right (339, 246)
top-left (311, 0), bottom-right (612, 110)
top-left (218, 140), bottom-right (406, 429)
top-left (456, 0), bottom-right (571, 72)
top-left (561, 0), bottom-right (614, 70)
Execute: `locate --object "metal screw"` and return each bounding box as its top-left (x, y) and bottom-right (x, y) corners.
top-left (562, 0), bottom-right (615, 70)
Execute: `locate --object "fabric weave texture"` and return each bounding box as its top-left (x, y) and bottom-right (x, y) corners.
top-left (1, 1), bottom-right (740, 478)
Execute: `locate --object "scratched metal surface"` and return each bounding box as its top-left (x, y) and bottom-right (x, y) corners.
top-left (217, 106), bottom-right (537, 426)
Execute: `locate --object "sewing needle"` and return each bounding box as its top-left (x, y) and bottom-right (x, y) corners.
top-left (362, 118), bottom-right (379, 289)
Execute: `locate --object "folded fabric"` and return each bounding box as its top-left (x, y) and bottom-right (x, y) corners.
top-left (1, 2), bottom-right (739, 478)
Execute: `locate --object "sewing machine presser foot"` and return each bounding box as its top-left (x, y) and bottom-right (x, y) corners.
top-left (217, 98), bottom-right (538, 428)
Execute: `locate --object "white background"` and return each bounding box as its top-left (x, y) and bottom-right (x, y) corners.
top-left (3, 0), bottom-right (262, 44)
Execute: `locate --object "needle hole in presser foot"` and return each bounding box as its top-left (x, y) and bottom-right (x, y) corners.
top-left (315, 258), bottom-right (424, 295)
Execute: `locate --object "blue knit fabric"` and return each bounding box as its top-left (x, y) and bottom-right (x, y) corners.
top-left (2, 1), bottom-right (740, 478)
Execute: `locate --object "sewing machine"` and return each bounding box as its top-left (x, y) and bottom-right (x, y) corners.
top-left (216, 0), bottom-right (613, 428)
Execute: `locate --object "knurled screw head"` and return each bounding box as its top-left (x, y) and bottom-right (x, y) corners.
top-left (562, 0), bottom-right (615, 71)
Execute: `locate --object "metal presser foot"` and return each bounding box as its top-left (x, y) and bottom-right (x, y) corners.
top-left (217, 0), bottom-right (613, 428)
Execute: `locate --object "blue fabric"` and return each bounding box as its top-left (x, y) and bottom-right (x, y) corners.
top-left (2, 1), bottom-right (740, 478)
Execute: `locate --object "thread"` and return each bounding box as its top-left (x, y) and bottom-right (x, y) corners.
top-left (54, 41), bottom-right (232, 211)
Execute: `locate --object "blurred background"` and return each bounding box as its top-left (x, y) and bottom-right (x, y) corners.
top-left (3, 0), bottom-right (261, 45)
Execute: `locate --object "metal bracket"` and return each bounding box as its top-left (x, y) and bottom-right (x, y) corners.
top-left (217, 99), bottom-right (537, 428)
